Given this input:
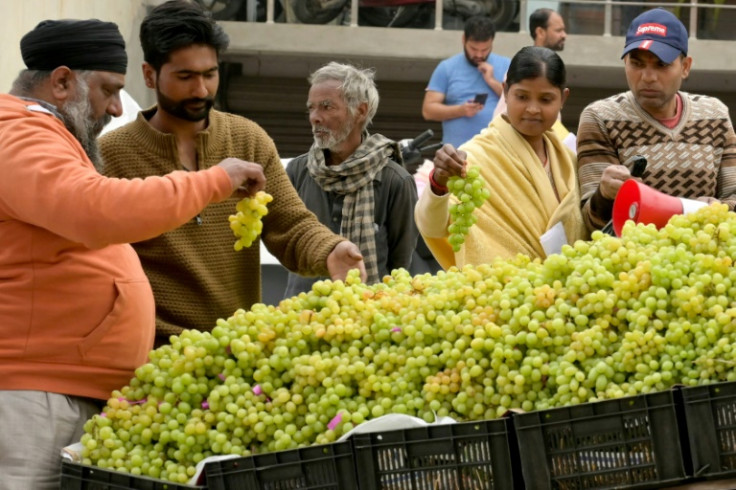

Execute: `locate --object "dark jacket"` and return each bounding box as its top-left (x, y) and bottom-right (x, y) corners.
top-left (283, 152), bottom-right (418, 298)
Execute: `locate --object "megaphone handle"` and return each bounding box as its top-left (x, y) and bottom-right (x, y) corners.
top-left (627, 155), bottom-right (647, 178)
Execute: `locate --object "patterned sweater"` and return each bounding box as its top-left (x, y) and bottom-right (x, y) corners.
top-left (577, 91), bottom-right (736, 230)
top-left (100, 108), bottom-right (344, 343)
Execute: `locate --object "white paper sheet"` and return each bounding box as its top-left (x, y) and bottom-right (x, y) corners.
top-left (540, 221), bottom-right (568, 257)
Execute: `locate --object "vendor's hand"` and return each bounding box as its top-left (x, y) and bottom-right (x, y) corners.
top-left (217, 158), bottom-right (266, 197)
top-left (327, 241), bottom-right (366, 283)
top-left (432, 144), bottom-right (467, 190)
top-left (599, 164), bottom-right (634, 200)
top-left (696, 196), bottom-right (720, 205)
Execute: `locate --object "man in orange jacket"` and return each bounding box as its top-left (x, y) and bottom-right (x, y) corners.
top-left (0, 18), bottom-right (272, 490)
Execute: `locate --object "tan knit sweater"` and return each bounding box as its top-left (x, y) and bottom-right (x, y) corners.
top-left (577, 91), bottom-right (736, 231)
top-left (100, 108), bottom-right (343, 343)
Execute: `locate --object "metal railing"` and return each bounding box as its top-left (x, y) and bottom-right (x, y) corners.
top-left (256, 0), bottom-right (736, 40)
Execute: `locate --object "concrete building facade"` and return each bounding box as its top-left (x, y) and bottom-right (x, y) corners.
top-left (2, 1), bottom-right (735, 157)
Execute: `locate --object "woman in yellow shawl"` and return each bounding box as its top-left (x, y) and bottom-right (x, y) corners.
top-left (415, 46), bottom-right (587, 269)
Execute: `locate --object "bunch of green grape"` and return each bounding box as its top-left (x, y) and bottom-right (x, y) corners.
top-left (80, 204), bottom-right (736, 483)
top-left (447, 166), bottom-right (490, 252)
top-left (228, 191), bottom-right (273, 251)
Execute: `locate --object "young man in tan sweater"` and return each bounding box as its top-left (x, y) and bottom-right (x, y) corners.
top-left (100, 0), bottom-right (366, 347)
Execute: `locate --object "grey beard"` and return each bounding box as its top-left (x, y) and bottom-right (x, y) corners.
top-left (60, 112), bottom-right (110, 172)
top-left (59, 80), bottom-right (110, 172)
top-left (81, 139), bottom-right (103, 172)
top-left (313, 121), bottom-right (354, 151)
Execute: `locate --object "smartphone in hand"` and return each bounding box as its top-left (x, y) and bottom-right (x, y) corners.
top-left (473, 93), bottom-right (488, 105)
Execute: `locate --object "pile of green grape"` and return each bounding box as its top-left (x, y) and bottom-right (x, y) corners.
top-left (447, 166), bottom-right (491, 252)
top-left (228, 191), bottom-right (273, 251)
top-left (81, 204), bottom-right (736, 483)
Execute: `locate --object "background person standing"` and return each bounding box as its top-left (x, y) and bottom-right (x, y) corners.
top-left (422, 15), bottom-right (510, 148)
top-left (493, 8), bottom-right (568, 119)
top-left (529, 8), bottom-right (567, 52)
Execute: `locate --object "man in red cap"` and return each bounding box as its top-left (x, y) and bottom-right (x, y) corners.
top-left (577, 8), bottom-right (736, 232)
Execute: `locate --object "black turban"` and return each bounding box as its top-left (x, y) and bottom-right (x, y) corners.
top-left (20, 19), bottom-right (127, 74)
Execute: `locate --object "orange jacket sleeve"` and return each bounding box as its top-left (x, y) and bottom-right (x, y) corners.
top-left (0, 109), bottom-right (233, 249)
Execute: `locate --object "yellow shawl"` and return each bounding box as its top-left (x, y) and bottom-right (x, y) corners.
top-left (422, 116), bottom-right (587, 269)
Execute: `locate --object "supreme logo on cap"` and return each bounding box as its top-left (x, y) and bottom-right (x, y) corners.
top-left (636, 23), bottom-right (667, 36)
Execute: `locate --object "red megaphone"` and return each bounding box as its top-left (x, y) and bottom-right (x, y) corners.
top-left (612, 180), bottom-right (708, 236)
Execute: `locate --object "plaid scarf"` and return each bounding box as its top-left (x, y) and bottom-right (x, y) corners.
top-left (307, 133), bottom-right (398, 284)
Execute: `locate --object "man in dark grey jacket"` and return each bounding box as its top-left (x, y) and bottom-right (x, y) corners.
top-left (284, 62), bottom-right (418, 297)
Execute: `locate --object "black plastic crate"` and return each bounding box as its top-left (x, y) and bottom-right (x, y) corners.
top-left (680, 380), bottom-right (736, 480)
top-left (60, 460), bottom-right (204, 490)
top-left (513, 390), bottom-right (687, 489)
top-left (204, 441), bottom-right (357, 490)
top-left (351, 419), bottom-right (519, 490)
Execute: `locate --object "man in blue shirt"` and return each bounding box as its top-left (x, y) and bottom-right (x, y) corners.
top-left (422, 16), bottom-right (511, 148)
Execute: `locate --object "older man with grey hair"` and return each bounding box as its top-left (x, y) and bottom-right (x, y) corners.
top-left (284, 61), bottom-right (419, 296)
